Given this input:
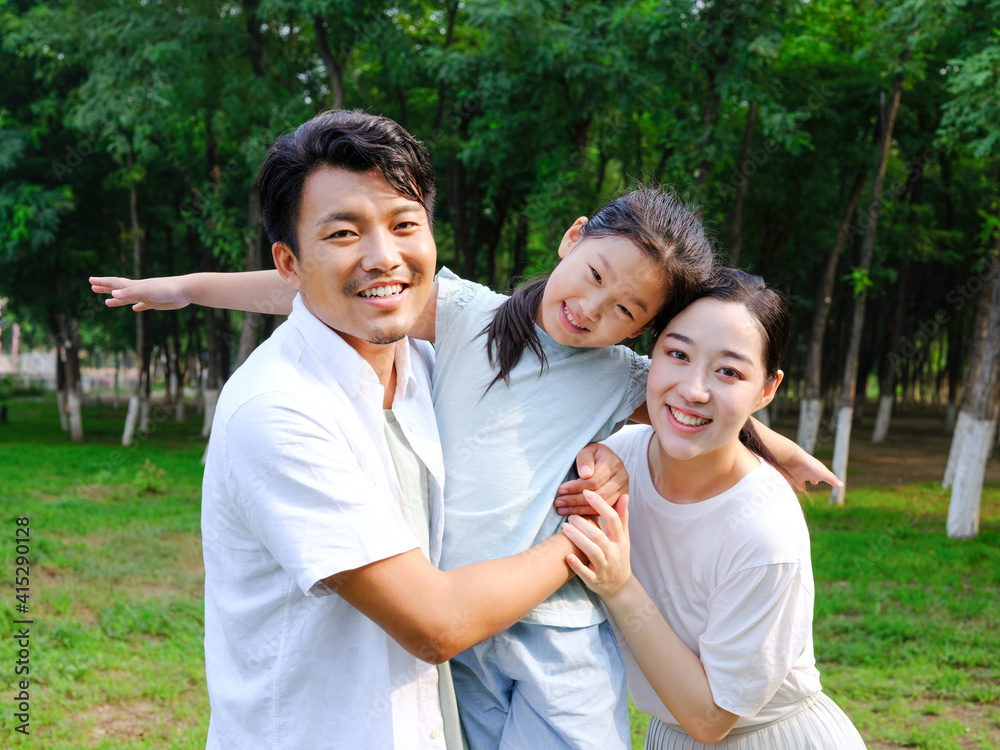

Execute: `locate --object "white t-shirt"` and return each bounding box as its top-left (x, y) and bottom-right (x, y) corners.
top-left (433, 268), bottom-right (649, 626)
top-left (201, 294), bottom-right (449, 749)
top-left (602, 425), bottom-right (823, 728)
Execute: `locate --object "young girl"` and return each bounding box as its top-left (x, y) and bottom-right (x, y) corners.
top-left (560, 268), bottom-right (867, 749)
top-left (92, 191), bottom-right (834, 748)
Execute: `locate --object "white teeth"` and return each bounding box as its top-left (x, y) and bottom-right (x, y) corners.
top-left (360, 284), bottom-right (403, 298)
top-left (564, 304), bottom-right (586, 330)
top-left (670, 406), bottom-right (710, 427)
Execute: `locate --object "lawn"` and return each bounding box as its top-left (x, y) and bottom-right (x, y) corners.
top-left (2, 395), bottom-right (999, 748)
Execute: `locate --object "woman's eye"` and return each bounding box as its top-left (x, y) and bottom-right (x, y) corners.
top-left (719, 367), bottom-right (741, 379)
top-left (667, 349), bottom-right (688, 361)
top-left (591, 267), bottom-right (602, 283)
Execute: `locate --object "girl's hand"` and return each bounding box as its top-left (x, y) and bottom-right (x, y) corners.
top-left (562, 490), bottom-right (632, 600)
top-left (555, 443), bottom-right (629, 514)
top-left (789, 450), bottom-right (842, 488)
top-left (90, 276), bottom-right (191, 312)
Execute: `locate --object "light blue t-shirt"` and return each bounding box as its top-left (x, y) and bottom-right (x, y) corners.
top-left (433, 268), bottom-right (649, 627)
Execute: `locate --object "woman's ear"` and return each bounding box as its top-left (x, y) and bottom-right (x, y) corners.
top-left (755, 369), bottom-right (784, 412)
top-left (272, 242), bottom-right (304, 291)
top-left (557, 216), bottom-right (589, 259)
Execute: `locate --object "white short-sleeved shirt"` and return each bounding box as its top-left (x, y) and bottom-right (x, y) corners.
top-left (201, 294), bottom-right (449, 749)
top-left (602, 425), bottom-right (823, 727)
top-left (433, 268), bottom-right (649, 627)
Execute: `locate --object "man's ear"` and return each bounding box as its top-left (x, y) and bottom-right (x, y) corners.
top-left (273, 242), bottom-right (303, 291)
top-left (755, 369), bottom-right (784, 411)
top-left (557, 216), bottom-right (589, 259)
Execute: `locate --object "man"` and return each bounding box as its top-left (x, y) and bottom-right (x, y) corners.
top-left (95, 111), bottom-right (617, 748)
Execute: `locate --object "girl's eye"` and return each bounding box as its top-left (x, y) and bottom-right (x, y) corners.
top-left (591, 267), bottom-right (602, 283)
top-left (618, 304), bottom-right (634, 319)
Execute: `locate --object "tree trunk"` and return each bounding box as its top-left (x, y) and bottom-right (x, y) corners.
top-left (313, 16), bottom-right (348, 110)
top-left (947, 231), bottom-right (1000, 538)
top-left (796, 169), bottom-right (866, 452)
top-left (831, 60), bottom-right (909, 505)
top-left (727, 101), bottom-right (758, 266)
top-left (124, 150), bottom-right (146, 447)
top-left (55, 348), bottom-right (69, 432)
top-left (873, 260), bottom-right (911, 443)
top-left (235, 192), bottom-right (264, 368)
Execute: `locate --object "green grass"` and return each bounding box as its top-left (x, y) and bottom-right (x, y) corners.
top-left (2, 395), bottom-right (999, 748)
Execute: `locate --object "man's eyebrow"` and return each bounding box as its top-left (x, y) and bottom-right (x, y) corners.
top-left (315, 203), bottom-right (422, 227)
top-left (598, 251), bottom-right (649, 313)
top-left (664, 332), bottom-right (754, 365)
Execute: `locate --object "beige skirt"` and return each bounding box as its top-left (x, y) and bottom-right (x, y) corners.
top-left (643, 693), bottom-right (867, 750)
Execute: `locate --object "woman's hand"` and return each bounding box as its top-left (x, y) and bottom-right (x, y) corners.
top-left (555, 443), bottom-right (629, 515)
top-left (90, 276), bottom-right (192, 312)
top-left (562, 490), bottom-right (632, 600)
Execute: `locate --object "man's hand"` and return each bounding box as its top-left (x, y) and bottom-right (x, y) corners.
top-left (554, 443), bottom-right (628, 516)
top-left (90, 275), bottom-right (191, 311)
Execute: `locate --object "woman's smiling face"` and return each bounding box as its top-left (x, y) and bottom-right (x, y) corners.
top-left (646, 297), bottom-right (781, 463)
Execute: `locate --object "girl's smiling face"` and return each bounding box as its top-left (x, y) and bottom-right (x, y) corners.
top-left (536, 217), bottom-right (668, 348)
top-left (647, 297), bottom-right (782, 463)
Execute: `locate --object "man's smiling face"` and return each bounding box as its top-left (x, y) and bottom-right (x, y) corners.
top-left (277, 166), bottom-right (436, 357)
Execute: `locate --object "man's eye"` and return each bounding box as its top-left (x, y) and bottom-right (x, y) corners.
top-left (326, 230), bottom-right (354, 239)
top-left (395, 221), bottom-right (417, 230)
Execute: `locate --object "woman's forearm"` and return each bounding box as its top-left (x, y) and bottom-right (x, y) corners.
top-left (603, 577), bottom-right (738, 744)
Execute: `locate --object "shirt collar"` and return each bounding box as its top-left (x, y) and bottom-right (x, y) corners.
top-left (287, 292), bottom-right (416, 401)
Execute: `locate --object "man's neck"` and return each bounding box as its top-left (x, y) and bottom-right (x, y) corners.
top-left (351, 341), bottom-right (398, 409)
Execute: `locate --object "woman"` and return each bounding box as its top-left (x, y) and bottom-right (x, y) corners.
top-left (560, 268), bottom-right (866, 749)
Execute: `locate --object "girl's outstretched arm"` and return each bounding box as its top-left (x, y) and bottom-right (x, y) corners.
top-left (90, 270), bottom-right (295, 315)
top-left (563, 491), bottom-right (739, 744)
top-left (752, 418), bottom-right (841, 488)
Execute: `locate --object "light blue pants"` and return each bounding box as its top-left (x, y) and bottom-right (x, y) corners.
top-left (450, 620), bottom-right (630, 750)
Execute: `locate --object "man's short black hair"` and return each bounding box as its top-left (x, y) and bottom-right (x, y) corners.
top-left (256, 110), bottom-right (437, 257)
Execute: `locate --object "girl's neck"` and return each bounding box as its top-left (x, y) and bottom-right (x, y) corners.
top-left (647, 434), bottom-right (760, 504)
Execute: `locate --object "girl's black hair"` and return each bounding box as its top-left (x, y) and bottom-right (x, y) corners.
top-left (481, 188), bottom-right (714, 391)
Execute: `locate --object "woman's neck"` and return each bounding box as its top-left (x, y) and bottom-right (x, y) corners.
top-left (647, 434), bottom-right (760, 504)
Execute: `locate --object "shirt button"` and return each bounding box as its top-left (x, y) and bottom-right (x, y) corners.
top-left (431, 728), bottom-right (441, 739)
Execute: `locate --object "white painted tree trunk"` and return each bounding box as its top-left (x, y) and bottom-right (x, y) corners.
top-left (947, 416), bottom-right (992, 539)
top-left (871, 394), bottom-right (893, 444)
top-left (830, 406), bottom-right (853, 505)
top-left (122, 394), bottom-right (140, 446)
top-left (943, 410), bottom-right (970, 489)
top-left (175, 390), bottom-right (186, 422)
top-left (57, 389), bottom-right (69, 432)
top-left (67, 389), bottom-right (83, 442)
top-left (202, 388), bottom-right (220, 439)
top-left (139, 396), bottom-right (151, 435)
top-left (755, 406), bottom-right (770, 428)
top-left (945, 401), bottom-right (957, 433)
top-left (796, 398), bottom-right (823, 454)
